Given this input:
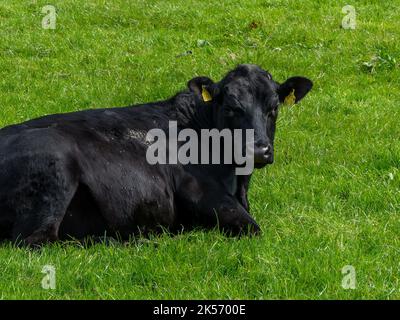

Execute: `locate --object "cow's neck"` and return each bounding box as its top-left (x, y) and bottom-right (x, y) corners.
top-left (168, 92), bottom-right (239, 195)
top-left (221, 167), bottom-right (238, 195)
top-left (191, 104), bottom-right (218, 131)
top-left (168, 92), bottom-right (217, 131)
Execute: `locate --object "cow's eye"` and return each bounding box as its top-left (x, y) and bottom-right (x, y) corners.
top-left (270, 107), bottom-right (278, 118)
top-left (266, 106), bottom-right (277, 119)
top-left (224, 106), bottom-right (244, 117)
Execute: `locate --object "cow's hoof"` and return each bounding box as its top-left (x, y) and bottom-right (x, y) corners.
top-left (244, 223), bottom-right (262, 237)
top-left (22, 232), bottom-right (57, 248)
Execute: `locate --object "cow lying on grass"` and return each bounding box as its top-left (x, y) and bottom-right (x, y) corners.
top-left (0, 64), bottom-right (312, 246)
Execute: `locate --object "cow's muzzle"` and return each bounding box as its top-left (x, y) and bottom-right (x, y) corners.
top-left (254, 145), bottom-right (273, 168)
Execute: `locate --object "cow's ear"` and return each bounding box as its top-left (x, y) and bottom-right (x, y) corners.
top-left (188, 76), bottom-right (219, 102)
top-left (278, 77), bottom-right (313, 105)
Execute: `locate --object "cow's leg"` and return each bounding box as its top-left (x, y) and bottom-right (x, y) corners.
top-left (177, 176), bottom-right (261, 236)
top-left (12, 185), bottom-right (78, 247)
top-left (236, 175), bottom-right (252, 212)
top-left (10, 156), bottom-right (78, 247)
top-left (206, 195), bottom-right (261, 236)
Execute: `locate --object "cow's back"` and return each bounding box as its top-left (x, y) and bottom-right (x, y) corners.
top-left (0, 105), bottom-right (180, 239)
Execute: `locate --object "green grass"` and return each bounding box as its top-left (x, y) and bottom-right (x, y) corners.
top-left (0, 0), bottom-right (399, 299)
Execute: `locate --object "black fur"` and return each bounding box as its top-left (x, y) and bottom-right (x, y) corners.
top-left (0, 64), bottom-right (312, 246)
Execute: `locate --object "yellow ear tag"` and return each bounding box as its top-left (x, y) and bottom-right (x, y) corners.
top-left (284, 89), bottom-right (296, 106)
top-left (201, 86), bottom-right (212, 102)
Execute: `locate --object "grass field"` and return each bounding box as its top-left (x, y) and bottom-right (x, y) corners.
top-left (0, 0), bottom-right (399, 299)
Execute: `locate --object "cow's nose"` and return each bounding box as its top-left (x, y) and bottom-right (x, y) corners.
top-left (254, 144), bottom-right (273, 165)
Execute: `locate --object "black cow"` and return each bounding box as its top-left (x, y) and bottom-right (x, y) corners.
top-left (0, 64), bottom-right (312, 246)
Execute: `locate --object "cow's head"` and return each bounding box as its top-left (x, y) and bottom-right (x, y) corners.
top-left (188, 64), bottom-right (313, 168)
